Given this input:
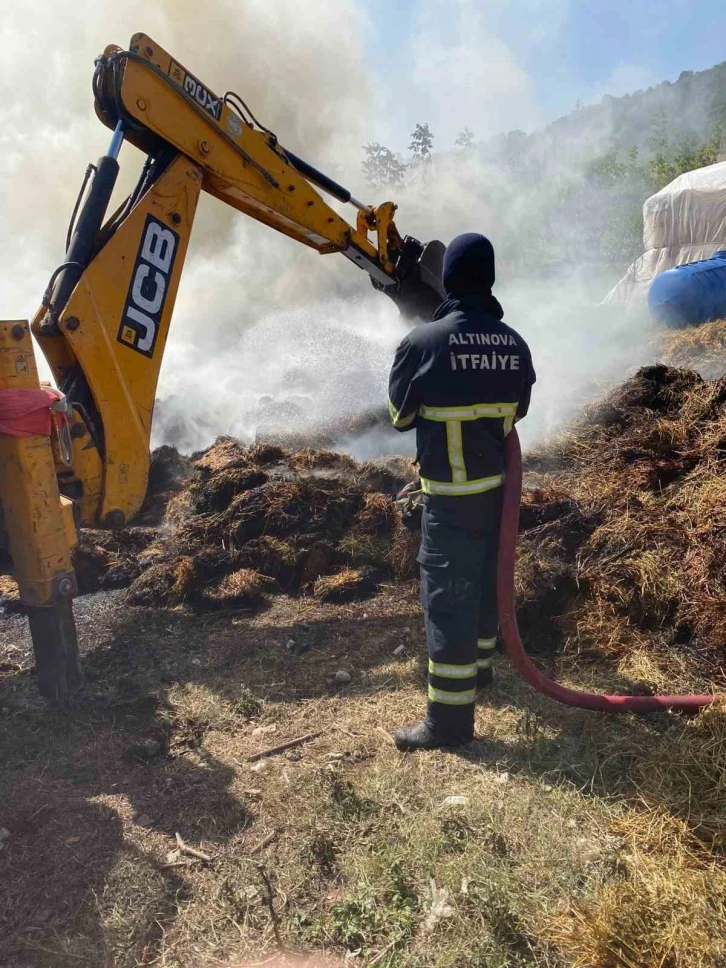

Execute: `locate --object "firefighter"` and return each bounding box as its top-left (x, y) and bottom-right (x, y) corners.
top-left (388, 233), bottom-right (536, 751)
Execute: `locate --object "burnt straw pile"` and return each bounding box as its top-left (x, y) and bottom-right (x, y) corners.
top-left (71, 441), bottom-right (419, 612)
top-left (517, 363), bottom-right (726, 679)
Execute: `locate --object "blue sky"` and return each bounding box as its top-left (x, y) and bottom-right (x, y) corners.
top-left (364, 0), bottom-right (726, 150)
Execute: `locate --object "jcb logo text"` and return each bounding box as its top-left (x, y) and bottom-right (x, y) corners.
top-left (118, 216), bottom-right (179, 358)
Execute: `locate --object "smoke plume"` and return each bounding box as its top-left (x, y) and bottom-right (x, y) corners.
top-left (1, 0), bottom-right (668, 462)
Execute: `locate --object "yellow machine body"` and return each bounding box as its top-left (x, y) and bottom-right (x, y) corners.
top-left (34, 155), bottom-right (202, 526)
top-left (0, 322), bottom-right (76, 607)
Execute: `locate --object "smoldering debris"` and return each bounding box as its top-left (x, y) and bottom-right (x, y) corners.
top-left (5, 348), bottom-right (726, 691)
top-left (515, 362), bottom-right (726, 679)
top-left (68, 357), bottom-right (726, 674)
top-left (66, 440), bottom-right (419, 613)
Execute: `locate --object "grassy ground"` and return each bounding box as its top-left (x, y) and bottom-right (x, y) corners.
top-left (2, 582), bottom-right (726, 968)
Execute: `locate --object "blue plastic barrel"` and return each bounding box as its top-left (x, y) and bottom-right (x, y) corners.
top-left (648, 250), bottom-right (726, 328)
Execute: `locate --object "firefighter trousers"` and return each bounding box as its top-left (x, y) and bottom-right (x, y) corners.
top-left (417, 488), bottom-right (503, 734)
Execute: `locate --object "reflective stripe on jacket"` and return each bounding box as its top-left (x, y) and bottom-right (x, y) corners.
top-left (388, 299), bottom-right (535, 496)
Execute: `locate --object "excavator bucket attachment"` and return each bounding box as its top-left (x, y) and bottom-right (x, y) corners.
top-left (379, 237), bottom-right (446, 324)
top-left (0, 320), bottom-right (81, 703)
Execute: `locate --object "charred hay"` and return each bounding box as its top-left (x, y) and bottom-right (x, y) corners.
top-left (72, 528), bottom-right (159, 595)
top-left (313, 567), bottom-right (378, 603)
top-left (0, 440), bottom-right (417, 616)
top-left (134, 445), bottom-right (192, 525)
top-left (111, 442), bottom-right (418, 611)
top-left (516, 364), bottom-right (726, 677)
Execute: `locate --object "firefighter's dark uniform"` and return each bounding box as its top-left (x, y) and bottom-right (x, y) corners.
top-left (388, 233), bottom-right (535, 750)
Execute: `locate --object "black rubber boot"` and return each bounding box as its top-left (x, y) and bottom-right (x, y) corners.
top-left (394, 703), bottom-right (475, 752)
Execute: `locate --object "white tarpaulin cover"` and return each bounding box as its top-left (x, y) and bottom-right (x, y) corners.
top-left (605, 161), bottom-right (726, 310)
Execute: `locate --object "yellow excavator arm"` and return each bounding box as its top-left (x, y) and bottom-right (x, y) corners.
top-left (0, 34), bottom-right (444, 701)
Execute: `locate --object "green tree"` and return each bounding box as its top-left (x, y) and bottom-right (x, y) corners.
top-left (585, 149), bottom-right (628, 189)
top-left (409, 123), bottom-right (434, 163)
top-left (455, 127), bottom-right (475, 150)
top-left (361, 143), bottom-right (407, 190)
top-left (648, 124), bottom-right (723, 190)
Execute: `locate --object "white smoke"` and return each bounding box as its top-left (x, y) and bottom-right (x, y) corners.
top-left (155, 296), bottom-right (410, 456)
top-left (0, 0), bottom-right (371, 315)
top-left (1, 0), bottom-right (664, 464)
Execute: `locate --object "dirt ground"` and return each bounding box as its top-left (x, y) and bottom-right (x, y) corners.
top-left (2, 576), bottom-right (725, 967)
top-left (4, 339), bottom-right (726, 967)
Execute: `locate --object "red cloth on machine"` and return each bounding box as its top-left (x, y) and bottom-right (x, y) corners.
top-left (0, 388), bottom-right (68, 438)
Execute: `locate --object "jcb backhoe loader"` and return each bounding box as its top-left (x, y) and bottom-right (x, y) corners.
top-left (0, 33), bottom-right (445, 702)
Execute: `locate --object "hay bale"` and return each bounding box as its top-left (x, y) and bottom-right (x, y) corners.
top-left (193, 437), bottom-right (248, 473)
top-left (244, 442), bottom-right (286, 466)
top-left (312, 567), bottom-right (378, 603)
top-left (338, 531), bottom-right (390, 571)
top-left (135, 445), bottom-right (192, 525)
top-left (171, 483), bottom-right (278, 553)
top-left (660, 317), bottom-right (726, 378)
top-left (357, 456), bottom-right (417, 495)
top-left (289, 449), bottom-right (358, 474)
top-left (586, 364), bottom-right (702, 426)
top-left (257, 477), bottom-right (363, 544)
top-left (235, 536), bottom-right (299, 582)
top-left (512, 364), bottom-right (726, 676)
top-left (164, 487), bottom-right (194, 526)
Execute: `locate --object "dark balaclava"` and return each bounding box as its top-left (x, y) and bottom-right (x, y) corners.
top-left (435, 232), bottom-right (503, 320)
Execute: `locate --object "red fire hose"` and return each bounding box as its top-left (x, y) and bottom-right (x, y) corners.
top-left (496, 428), bottom-right (721, 713)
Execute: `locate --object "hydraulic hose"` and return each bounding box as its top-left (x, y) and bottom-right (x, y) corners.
top-left (496, 428), bottom-right (721, 713)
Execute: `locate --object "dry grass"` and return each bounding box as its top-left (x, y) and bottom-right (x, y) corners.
top-left (544, 836), bottom-right (726, 968)
top-left (5, 357), bottom-right (726, 965)
top-left (628, 702), bottom-right (726, 844)
top-left (2, 576), bottom-right (726, 966)
top-left (659, 317), bottom-right (726, 378)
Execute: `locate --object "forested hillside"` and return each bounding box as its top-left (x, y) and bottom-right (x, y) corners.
top-left (365, 61), bottom-right (726, 282)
